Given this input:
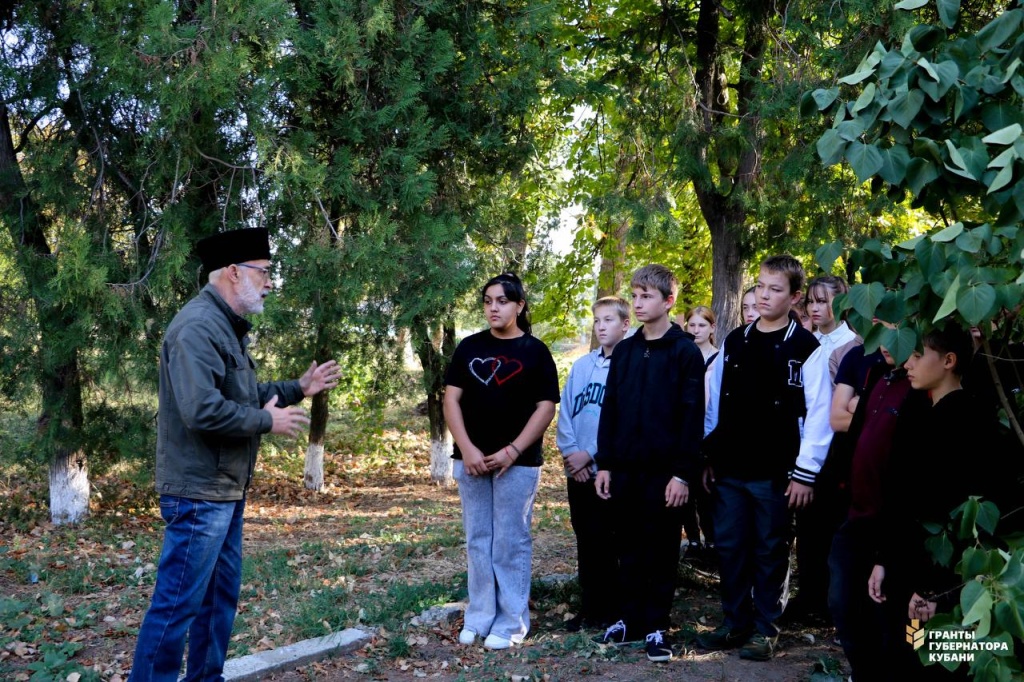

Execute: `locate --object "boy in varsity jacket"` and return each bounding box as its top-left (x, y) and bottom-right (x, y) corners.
top-left (697, 254), bottom-right (833, 661)
top-left (556, 296), bottom-right (631, 632)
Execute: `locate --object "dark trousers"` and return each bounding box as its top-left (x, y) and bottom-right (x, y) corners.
top-left (681, 480), bottom-right (715, 546)
top-left (711, 476), bottom-right (792, 637)
top-left (609, 471), bottom-right (684, 634)
top-left (795, 489), bottom-right (847, 618)
top-left (567, 476), bottom-right (618, 623)
top-left (828, 518), bottom-right (893, 681)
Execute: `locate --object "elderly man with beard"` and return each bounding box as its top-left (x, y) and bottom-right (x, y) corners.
top-left (129, 228), bottom-right (342, 682)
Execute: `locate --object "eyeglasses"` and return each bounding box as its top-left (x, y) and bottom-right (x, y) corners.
top-left (235, 263), bottom-right (274, 280)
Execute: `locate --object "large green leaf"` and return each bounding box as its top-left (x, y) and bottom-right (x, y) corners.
top-left (893, 0), bottom-right (929, 9)
top-left (961, 580), bottom-right (993, 627)
top-left (977, 8), bottom-right (1024, 53)
top-left (994, 601), bottom-right (1024, 640)
top-left (888, 89), bottom-right (926, 128)
top-left (817, 129), bottom-right (847, 165)
top-left (906, 158), bottom-right (940, 196)
top-left (982, 123), bottom-right (1023, 145)
top-left (846, 141), bottom-right (885, 182)
top-left (848, 282), bottom-right (886, 319)
top-left (812, 87), bottom-right (840, 111)
top-left (982, 102), bottom-right (1024, 132)
top-left (926, 530), bottom-right (955, 567)
top-left (936, 0), bottom-right (961, 29)
top-left (852, 82), bottom-right (877, 113)
top-left (957, 282), bottom-right (998, 325)
top-left (954, 84), bottom-right (980, 122)
top-left (878, 145), bottom-right (911, 184)
top-left (932, 222), bottom-right (965, 242)
top-left (839, 68), bottom-right (876, 85)
top-left (906, 25), bottom-right (945, 53)
top-left (934, 273), bottom-right (962, 322)
top-left (955, 227), bottom-right (985, 253)
top-left (988, 164), bottom-right (1015, 194)
top-left (814, 241), bottom-right (844, 274)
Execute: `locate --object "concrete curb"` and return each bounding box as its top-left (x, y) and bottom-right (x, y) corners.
top-left (222, 627), bottom-right (372, 681)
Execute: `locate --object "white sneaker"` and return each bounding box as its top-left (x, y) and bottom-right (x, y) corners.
top-left (458, 629), bottom-right (476, 645)
top-left (483, 633), bottom-right (512, 650)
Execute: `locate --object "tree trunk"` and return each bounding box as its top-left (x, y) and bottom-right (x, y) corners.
top-left (704, 207), bottom-right (746, 332)
top-left (303, 389), bottom-right (329, 491)
top-left (687, 0), bottom-right (770, 333)
top-left (592, 217), bottom-right (630, 348)
top-left (413, 320), bottom-right (456, 485)
top-left (0, 103), bottom-right (90, 524)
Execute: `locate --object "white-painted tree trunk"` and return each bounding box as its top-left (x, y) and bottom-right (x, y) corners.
top-left (49, 454), bottom-right (89, 525)
top-left (429, 430), bottom-right (453, 486)
top-left (304, 442), bottom-right (325, 492)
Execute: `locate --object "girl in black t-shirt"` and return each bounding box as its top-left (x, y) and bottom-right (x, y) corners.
top-left (443, 273), bottom-right (559, 650)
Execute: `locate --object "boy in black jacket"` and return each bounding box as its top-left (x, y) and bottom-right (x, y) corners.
top-left (698, 255), bottom-right (834, 661)
top-left (593, 264), bottom-right (705, 662)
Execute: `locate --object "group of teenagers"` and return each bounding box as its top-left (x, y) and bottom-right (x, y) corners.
top-left (442, 257), bottom-right (1019, 680)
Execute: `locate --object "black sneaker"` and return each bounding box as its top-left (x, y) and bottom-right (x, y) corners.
top-left (645, 630), bottom-right (673, 662)
top-left (695, 624), bottom-right (749, 650)
top-left (592, 620), bottom-right (642, 646)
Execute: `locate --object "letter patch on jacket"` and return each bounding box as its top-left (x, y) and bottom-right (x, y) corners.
top-left (787, 359), bottom-right (804, 387)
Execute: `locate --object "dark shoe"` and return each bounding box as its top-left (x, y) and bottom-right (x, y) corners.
top-left (592, 620), bottom-right (642, 646)
top-left (739, 633), bottom-right (777, 661)
top-left (645, 630), bottom-right (673, 662)
top-left (696, 624), bottom-right (749, 650)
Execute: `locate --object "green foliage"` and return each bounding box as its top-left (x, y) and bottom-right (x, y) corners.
top-left (814, 2), bottom-right (1024, 679)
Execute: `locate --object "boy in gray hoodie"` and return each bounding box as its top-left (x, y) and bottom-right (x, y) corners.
top-left (556, 296), bottom-right (630, 632)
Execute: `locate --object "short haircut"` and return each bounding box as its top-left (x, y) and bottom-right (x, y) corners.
top-left (761, 254), bottom-right (805, 295)
top-left (922, 323), bottom-right (973, 377)
top-left (594, 296), bottom-right (630, 322)
top-left (630, 264), bottom-right (678, 300)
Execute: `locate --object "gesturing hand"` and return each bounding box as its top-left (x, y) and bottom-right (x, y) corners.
top-left (299, 360), bottom-right (342, 397)
top-left (264, 395), bottom-right (311, 437)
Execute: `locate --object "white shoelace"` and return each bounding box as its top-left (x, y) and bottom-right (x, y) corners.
top-left (646, 630), bottom-right (665, 645)
top-left (604, 620), bottom-right (626, 641)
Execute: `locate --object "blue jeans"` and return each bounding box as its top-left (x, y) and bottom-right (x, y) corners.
top-left (454, 460), bottom-right (540, 643)
top-left (711, 477), bottom-right (792, 637)
top-left (129, 495), bottom-right (245, 682)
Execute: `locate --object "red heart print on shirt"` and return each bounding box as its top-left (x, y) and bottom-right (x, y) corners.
top-left (468, 356), bottom-right (524, 386)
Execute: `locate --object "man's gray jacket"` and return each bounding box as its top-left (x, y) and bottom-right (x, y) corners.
top-left (156, 285), bottom-right (304, 500)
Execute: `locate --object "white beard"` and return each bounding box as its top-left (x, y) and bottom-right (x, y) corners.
top-left (237, 276), bottom-right (265, 315)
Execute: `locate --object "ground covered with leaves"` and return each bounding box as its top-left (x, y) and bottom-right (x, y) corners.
top-left (0, 404), bottom-right (845, 682)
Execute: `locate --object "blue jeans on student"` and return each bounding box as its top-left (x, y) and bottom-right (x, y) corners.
top-left (454, 460), bottom-right (541, 643)
top-left (711, 477), bottom-right (792, 637)
top-left (129, 495), bottom-right (245, 682)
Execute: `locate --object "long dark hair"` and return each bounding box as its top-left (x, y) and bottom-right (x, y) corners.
top-left (481, 272), bottom-right (532, 335)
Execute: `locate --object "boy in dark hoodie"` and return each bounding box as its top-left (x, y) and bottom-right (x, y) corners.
top-left (593, 264), bottom-right (706, 662)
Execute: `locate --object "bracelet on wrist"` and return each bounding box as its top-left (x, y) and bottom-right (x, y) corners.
top-left (508, 442), bottom-right (523, 458)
